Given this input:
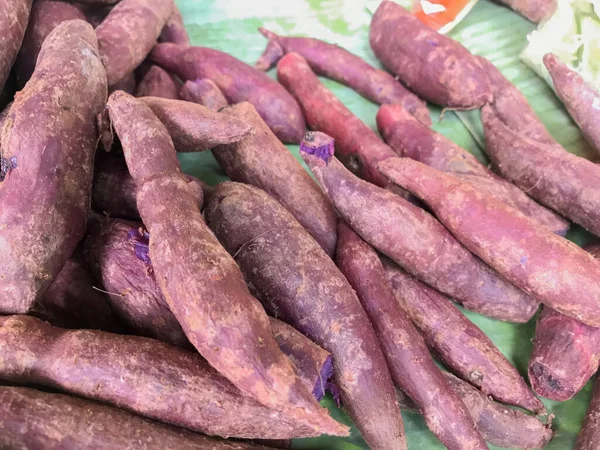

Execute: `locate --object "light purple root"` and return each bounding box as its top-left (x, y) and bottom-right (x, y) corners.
top-left (300, 131), bottom-right (335, 164)
top-left (312, 355), bottom-right (340, 406)
top-left (128, 227), bottom-right (151, 264)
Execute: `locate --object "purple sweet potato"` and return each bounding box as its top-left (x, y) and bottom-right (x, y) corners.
top-left (0, 386), bottom-right (281, 450)
top-left (379, 157), bottom-right (600, 327)
top-left (212, 102), bottom-right (337, 256)
top-left (258, 28), bottom-right (430, 125)
top-left (85, 216), bottom-right (336, 397)
top-left (544, 53), bottom-right (600, 155)
top-left (96, 0), bottom-right (174, 86)
top-left (529, 306), bottom-right (600, 401)
top-left (92, 152), bottom-right (205, 220)
top-left (140, 96), bottom-right (253, 152)
top-left (255, 38), bottom-right (285, 72)
top-left (159, 6), bottom-right (190, 45)
top-left (150, 43), bottom-right (305, 143)
top-left (477, 56), bottom-right (555, 145)
top-left (383, 259), bottom-right (544, 412)
top-left (0, 0), bottom-right (31, 92)
top-left (14, 0), bottom-right (86, 89)
top-left (135, 65), bottom-right (180, 99)
top-left (369, 0), bottom-right (491, 109)
top-left (205, 182), bottom-right (407, 450)
top-left (107, 91), bottom-right (347, 436)
top-left (85, 216), bottom-right (189, 347)
top-left (0, 315), bottom-right (326, 440)
top-left (336, 222), bottom-right (487, 450)
top-left (70, 0), bottom-right (121, 4)
top-left (481, 103), bottom-right (600, 237)
top-left (180, 79), bottom-right (229, 111)
top-left (442, 373), bottom-right (552, 449)
top-left (30, 245), bottom-right (123, 332)
top-left (376, 103), bottom-right (569, 235)
top-left (300, 132), bottom-right (540, 323)
top-left (495, 0), bottom-right (556, 22)
top-left (576, 377), bottom-right (600, 450)
top-left (0, 20), bottom-right (107, 315)
top-left (277, 52), bottom-right (397, 187)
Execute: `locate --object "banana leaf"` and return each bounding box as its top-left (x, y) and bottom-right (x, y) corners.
top-left (175, 0), bottom-right (597, 448)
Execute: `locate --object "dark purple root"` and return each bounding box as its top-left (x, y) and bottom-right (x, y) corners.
top-left (128, 227), bottom-right (151, 264)
top-left (0, 156), bottom-right (17, 182)
top-left (300, 131), bottom-right (335, 164)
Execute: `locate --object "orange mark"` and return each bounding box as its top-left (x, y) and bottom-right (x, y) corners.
top-left (413, 0), bottom-right (475, 31)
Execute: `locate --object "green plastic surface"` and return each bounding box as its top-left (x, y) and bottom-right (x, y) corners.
top-left (174, 1), bottom-right (598, 448)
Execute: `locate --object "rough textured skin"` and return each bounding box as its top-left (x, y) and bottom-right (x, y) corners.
top-left (70, 0), bottom-right (121, 4)
top-left (213, 102), bottom-right (337, 256)
top-left (107, 91), bottom-right (347, 436)
top-left (85, 216), bottom-right (190, 347)
top-left (384, 260), bottom-right (544, 413)
top-left (259, 28), bottom-right (430, 125)
top-left (377, 103), bottom-right (569, 235)
top-left (96, 0), bottom-right (173, 85)
top-left (141, 96), bottom-right (253, 152)
top-left (277, 53), bottom-right (397, 187)
top-left (497, 0), bottom-right (556, 23)
top-left (135, 65), bottom-right (180, 99)
top-left (576, 377), bottom-right (600, 450)
top-left (369, 1), bottom-right (491, 109)
top-left (0, 387), bottom-right (280, 450)
top-left (14, 0), bottom-right (86, 89)
top-left (482, 104), bottom-right (600, 236)
top-left (180, 79), bottom-right (229, 111)
top-left (159, 6), bottom-right (190, 45)
top-left (92, 153), bottom-right (204, 220)
top-left (301, 133), bottom-right (540, 323)
top-left (0, 20), bottom-right (107, 314)
top-left (529, 306), bottom-right (600, 401)
top-left (86, 215), bottom-right (334, 396)
top-left (545, 53), bottom-right (600, 155)
top-left (205, 182), bottom-right (407, 450)
top-left (336, 222), bottom-right (487, 450)
top-left (31, 246), bottom-right (123, 332)
top-left (442, 374), bottom-right (552, 449)
top-left (380, 158), bottom-right (600, 327)
top-left (0, 315), bottom-right (322, 440)
top-left (478, 56), bottom-right (555, 145)
top-left (150, 43), bottom-right (305, 144)
top-left (0, 0), bottom-right (31, 92)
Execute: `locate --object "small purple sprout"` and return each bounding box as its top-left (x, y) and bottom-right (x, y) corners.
top-left (0, 156), bottom-right (18, 182)
top-left (300, 131), bottom-right (335, 164)
top-left (128, 227), bottom-right (151, 264)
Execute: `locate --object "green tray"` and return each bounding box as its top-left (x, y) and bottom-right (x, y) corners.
top-left (175, 1), bottom-right (597, 448)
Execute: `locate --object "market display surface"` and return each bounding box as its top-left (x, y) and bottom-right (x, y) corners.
top-left (0, 0), bottom-right (599, 449)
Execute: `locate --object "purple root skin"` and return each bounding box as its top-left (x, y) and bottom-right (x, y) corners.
top-left (255, 36), bottom-right (285, 72)
top-left (376, 102), bottom-right (569, 236)
top-left (481, 103), bottom-right (600, 237)
top-left (576, 376), bottom-right (600, 450)
top-left (127, 227), bottom-right (151, 264)
top-left (544, 53), bottom-right (600, 156)
top-left (378, 157), bottom-right (600, 328)
top-left (300, 132), bottom-right (335, 164)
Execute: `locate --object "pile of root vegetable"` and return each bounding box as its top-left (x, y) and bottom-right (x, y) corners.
top-left (1, 0), bottom-right (600, 448)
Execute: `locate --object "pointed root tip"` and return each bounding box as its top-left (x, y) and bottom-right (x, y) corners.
top-left (300, 131), bottom-right (335, 164)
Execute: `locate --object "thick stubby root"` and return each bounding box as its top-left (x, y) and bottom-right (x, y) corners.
top-left (212, 102), bottom-right (337, 256)
top-left (300, 131), bottom-right (540, 323)
top-left (150, 43), bottom-right (305, 143)
top-left (0, 20), bottom-right (107, 314)
top-left (379, 157), bottom-right (600, 327)
top-left (205, 182), bottom-right (407, 450)
top-left (369, 0), bottom-right (491, 108)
